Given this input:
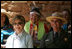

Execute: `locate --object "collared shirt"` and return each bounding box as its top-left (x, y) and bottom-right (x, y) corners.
top-left (53, 32), bottom-right (60, 38)
top-left (5, 30), bottom-right (33, 48)
top-left (40, 29), bottom-right (71, 48)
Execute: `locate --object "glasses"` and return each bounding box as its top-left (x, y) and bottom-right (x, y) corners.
top-left (13, 22), bottom-right (24, 25)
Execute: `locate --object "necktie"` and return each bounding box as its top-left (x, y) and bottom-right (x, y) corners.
top-left (55, 32), bottom-right (58, 38)
top-left (54, 32), bottom-right (58, 41)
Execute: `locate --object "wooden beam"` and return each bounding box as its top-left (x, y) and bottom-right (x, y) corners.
top-left (12, 1), bottom-right (27, 3)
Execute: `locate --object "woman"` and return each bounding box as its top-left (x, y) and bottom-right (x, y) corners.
top-left (5, 15), bottom-right (33, 48)
top-left (1, 9), bottom-right (14, 44)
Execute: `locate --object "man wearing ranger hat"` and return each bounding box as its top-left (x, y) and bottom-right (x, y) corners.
top-left (40, 12), bottom-right (71, 48)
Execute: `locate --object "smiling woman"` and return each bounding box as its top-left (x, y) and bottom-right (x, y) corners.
top-left (5, 15), bottom-right (33, 48)
top-left (1, 1), bottom-right (71, 48)
top-left (12, 15), bottom-right (25, 34)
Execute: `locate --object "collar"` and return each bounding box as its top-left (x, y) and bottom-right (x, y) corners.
top-left (14, 30), bottom-right (25, 38)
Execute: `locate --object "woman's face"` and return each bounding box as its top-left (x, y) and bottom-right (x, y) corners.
top-left (13, 19), bottom-right (24, 34)
top-left (1, 13), bottom-right (6, 26)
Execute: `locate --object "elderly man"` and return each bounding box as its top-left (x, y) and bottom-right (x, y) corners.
top-left (40, 12), bottom-right (71, 48)
top-left (24, 7), bottom-right (49, 48)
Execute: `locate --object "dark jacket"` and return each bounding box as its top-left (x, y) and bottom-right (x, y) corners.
top-left (40, 29), bottom-right (71, 48)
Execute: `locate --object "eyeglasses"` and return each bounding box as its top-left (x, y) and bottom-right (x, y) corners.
top-left (13, 22), bottom-right (24, 25)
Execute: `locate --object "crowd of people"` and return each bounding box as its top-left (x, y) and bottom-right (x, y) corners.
top-left (1, 7), bottom-right (71, 48)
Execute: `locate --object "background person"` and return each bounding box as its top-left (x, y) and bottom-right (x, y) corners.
top-left (1, 9), bottom-right (14, 45)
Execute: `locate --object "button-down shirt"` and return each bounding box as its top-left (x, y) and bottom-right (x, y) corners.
top-left (5, 30), bottom-right (33, 48)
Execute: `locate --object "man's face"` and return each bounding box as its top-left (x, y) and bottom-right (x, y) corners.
top-left (50, 18), bottom-right (62, 29)
top-left (62, 11), bottom-right (69, 20)
top-left (30, 13), bottom-right (38, 23)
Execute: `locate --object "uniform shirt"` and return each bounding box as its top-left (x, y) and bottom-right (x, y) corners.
top-left (5, 30), bottom-right (33, 48)
top-left (40, 29), bottom-right (71, 48)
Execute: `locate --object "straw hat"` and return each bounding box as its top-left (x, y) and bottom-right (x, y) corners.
top-left (46, 12), bottom-right (67, 24)
top-left (1, 8), bottom-right (11, 18)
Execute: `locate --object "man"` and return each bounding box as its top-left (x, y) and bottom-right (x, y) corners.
top-left (62, 9), bottom-right (71, 48)
top-left (62, 9), bottom-right (71, 33)
top-left (24, 7), bottom-right (49, 48)
top-left (40, 12), bottom-right (71, 48)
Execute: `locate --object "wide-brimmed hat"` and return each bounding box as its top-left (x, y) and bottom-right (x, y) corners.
top-left (1, 8), bottom-right (11, 18)
top-left (46, 12), bottom-right (67, 24)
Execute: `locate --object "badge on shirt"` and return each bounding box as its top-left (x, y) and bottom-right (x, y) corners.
top-left (45, 39), bottom-right (50, 42)
top-left (64, 37), bottom-right (68, 42)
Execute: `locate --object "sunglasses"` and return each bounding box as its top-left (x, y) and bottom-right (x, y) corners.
top-left (13, 22), bottom-right (24, 25)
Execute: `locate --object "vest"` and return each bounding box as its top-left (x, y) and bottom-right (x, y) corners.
top-left (24, 21), bottom-right (45, 40)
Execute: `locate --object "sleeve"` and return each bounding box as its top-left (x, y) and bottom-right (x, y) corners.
top-left (40, 33), bottom-right (47, 48)
top-left (26, 34), bottom-right (33, 48)
top-left (5, 36), bottom-right (13, 48)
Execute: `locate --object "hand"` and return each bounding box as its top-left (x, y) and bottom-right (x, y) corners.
top-left (1, 44), bottom-right (6, 48)
top-left (68, 25), bottom-right (71, 29)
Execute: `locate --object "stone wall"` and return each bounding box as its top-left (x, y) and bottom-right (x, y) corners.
top-left (1, 1), bottom-right (71, 24)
